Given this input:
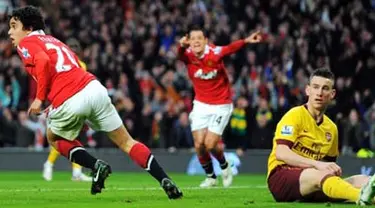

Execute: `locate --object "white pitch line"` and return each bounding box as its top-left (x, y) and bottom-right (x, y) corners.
top-left (0, 185), bottom-right (267, 193)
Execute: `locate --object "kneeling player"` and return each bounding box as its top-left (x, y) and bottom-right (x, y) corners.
top-left (267, 68), bottom-right (375, 205)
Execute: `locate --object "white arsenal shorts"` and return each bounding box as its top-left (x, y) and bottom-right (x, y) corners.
top-left (47, 80), bottom-right (123, 140)
top-left (189, 100), bottom-right (233, 135)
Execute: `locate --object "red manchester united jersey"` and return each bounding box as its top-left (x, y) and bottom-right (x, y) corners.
top-left (178, 40), bottom-right (245, 104)
top-left (17, 30), bottom-right (95, 108)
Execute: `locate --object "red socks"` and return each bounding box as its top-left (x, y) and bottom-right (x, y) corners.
top-left (198, 151), bottom-right (212, 165)
top-left (129, 142), bottom-right (169, 182)
top-left (56, 139), bottom-right (83, 160)
top-left (129, 142), bottom-right (152, 170)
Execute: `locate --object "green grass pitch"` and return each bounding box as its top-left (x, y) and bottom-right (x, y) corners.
top-left (0, 171), bottom-right (360, 208)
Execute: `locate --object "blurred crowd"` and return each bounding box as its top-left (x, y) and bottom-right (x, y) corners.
top-left (0, 0), bottom-right (374, 156)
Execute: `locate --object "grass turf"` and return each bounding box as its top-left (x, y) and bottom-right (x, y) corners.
top-left (0, 171), bottom-right (360, 208)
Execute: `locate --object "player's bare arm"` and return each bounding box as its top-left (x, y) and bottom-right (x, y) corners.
top-left (275, 144), bottom-right (318, 168)
top-left (244, 31), bottom-right (263, 44)
top-left (276, 144), bottom-right (342, 176)
top-left (218, 31), bottom-right (264, 58)
top-left (28, 98), bottom-right (43, 115)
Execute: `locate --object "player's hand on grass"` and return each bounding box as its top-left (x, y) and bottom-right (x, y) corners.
top-left (245, 31), bottom-right (263, 44)
top-left (179, 35), bottom-right (190, 48)
top-left (314, 161), bottom-right (342, 176)
top-left (28, 99), bottom-right (43, 116)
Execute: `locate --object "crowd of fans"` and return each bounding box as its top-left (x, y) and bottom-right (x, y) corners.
top-left (0, 0), bottom-right (374, 156)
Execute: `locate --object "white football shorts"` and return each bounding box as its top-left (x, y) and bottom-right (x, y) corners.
top-left (189, 100), bottom-right (233, 135)
top-left (47, 80), bottom-right (123, 140)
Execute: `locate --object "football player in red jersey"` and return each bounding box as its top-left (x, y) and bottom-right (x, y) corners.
top-left (178, 25), bottom-right (263, 187)
top-left (8, 6), bottom-right (182, 199)
top-left (42, 38), bottom-right (93, 182)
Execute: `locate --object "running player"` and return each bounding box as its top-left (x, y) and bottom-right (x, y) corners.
top-left (9, 6), bottom-right (182, 199)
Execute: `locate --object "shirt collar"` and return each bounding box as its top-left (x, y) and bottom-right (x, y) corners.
top-left (27, 30), bottom-right (45, 36)
top-left (198, 44), bottom-right (209, 59)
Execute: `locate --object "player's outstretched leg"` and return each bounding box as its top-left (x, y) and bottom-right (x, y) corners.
top-left (107, 125), bottom-right (183, 199)
top-left (211, 140), bottom-right (232, 187)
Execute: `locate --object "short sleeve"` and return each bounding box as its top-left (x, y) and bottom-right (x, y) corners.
top-left (17, 40), bottom-right (44, 66)
top-left (274, 108), bottom-right (301, 146)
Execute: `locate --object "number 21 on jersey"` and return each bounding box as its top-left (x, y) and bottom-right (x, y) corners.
top-left (45, 43), bottom-right (79, 72)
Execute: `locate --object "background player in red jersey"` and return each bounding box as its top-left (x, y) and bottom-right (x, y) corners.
top-left (178, 25), bottom-right (263, 187)
top-left (8, 6), bottom-right (182, 199)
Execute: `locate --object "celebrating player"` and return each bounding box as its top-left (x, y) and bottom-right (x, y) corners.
top-left (8, 6), bottom-right (182, 199)
top-left (42, 38), bottom-right (93, 182)
top-left (267, 68), bottom-right (375, 205)
top-left (177, 25), bottom-right (263, 187)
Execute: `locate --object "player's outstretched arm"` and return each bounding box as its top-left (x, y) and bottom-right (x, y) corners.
top-left (244, 31), bottom-right (263, 44)
top-left (218, 31), bottom-right (263, 58)
top-left (177, 35), bottom-right (189, 63)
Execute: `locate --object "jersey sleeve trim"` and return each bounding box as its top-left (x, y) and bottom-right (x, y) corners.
top-left (276, 139), bottom-right (294, 148)
top-left (322, 156), bottom-right (337, 162)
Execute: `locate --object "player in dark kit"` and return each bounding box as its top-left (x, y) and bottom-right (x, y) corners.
top-left (8, 6), bottom-right (182, 199)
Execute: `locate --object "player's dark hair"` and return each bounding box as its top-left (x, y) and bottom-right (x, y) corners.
top-left (9, 6), bottom-right (45, 31)
top-left (188, 24), bottom-right (207, 38)
top-left (309, 67), bottom-right (335, 83)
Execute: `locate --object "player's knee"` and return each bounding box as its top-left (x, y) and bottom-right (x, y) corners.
top-left (300, 169), bottom-right (334, 192)
top-left (194, 140), bottom-right (205, 153)
top-left (204, 139), bottom-right (216, 151)
top-left (215, 140), bottom-right (224, 151)
top-left (204, 135), bottom-right (220, 151)
top-left (107, 125), bottom-right (135, 152)
top-left (205, 144), bottom-right (215, 152)
top-left (318, 170), bottom-right (336, 187)
top-left (311, 171), bottom-right (335, 189)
